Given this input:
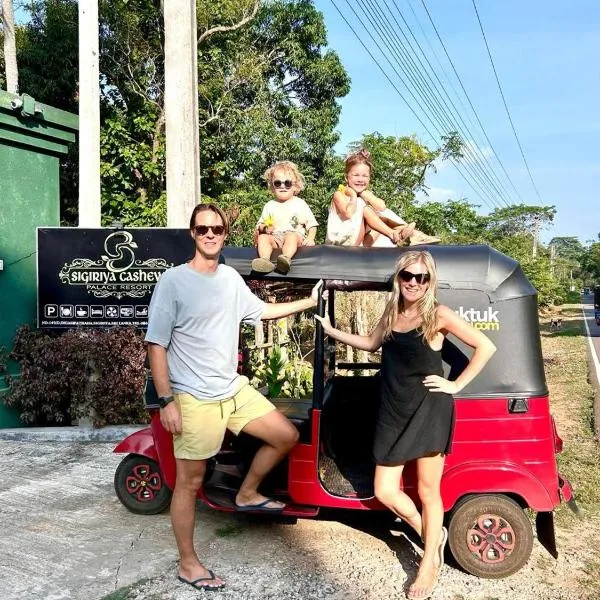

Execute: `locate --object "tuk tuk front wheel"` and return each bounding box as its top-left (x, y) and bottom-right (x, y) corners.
top-left (447, 494), bottom-right (533, 578)
top-left (114, 453), bottom-right (172, 515)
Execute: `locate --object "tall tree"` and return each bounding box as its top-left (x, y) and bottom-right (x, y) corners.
top-left (1, 0), bottom-right (19, 92)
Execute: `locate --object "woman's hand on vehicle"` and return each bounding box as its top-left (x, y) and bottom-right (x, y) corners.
top-left (160, 402), bottom-right (182, 434)
top-left (423, 375), bottom-right (461, 395)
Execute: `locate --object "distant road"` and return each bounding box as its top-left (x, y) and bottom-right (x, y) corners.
top-left (582, 294), bottom-right (600, 407)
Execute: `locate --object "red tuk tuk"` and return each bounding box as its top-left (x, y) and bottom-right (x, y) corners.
top-left (114, 244), bottom-right (577, 579)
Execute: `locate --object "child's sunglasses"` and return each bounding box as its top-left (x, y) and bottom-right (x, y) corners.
top-left (194, 224), bottom-right (225, 236)
top-left (273, 179), bottom-right (294, 189)
top-left (398, 269), bottom-right (430, 284)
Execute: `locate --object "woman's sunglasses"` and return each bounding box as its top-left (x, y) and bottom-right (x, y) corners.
top-left (273, 179), bottom-right (294, 189)
top-left (398, 269), bottom-right (430, 285)
top-left (194, 224), bottom-right (225, 236)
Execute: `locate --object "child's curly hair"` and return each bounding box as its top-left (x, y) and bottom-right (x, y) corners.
top-left (263, 161), bottom-right (306, 192)
top-left (344, 148), bottom-right (373, 176)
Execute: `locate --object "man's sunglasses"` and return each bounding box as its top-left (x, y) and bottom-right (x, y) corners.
top-left (194, 224), bottom-right (225, 236)
top-left (398, 269), bottom-right (431, 285)
top-left (273, 179), bottom-right (294, 189)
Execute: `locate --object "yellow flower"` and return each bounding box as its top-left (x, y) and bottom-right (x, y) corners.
top-left (337, 184), bottom-right (346, 194)
top-left (264, 214), bottom-right (274, 227)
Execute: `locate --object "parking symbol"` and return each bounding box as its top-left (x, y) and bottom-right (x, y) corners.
top-left (60, 305), bottom-right (74, 318)
top-left (75, 305), bottom-right (89, 318)
top-left (90, 306), bottom-right (104, 318)
top-left (45, 304), bottom-right (58, 318)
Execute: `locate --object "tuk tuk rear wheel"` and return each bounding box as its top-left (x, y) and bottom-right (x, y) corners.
top-left (447, 494), bottom-right (533, 578)
top-left (114, 453), bottom-right (172, 515)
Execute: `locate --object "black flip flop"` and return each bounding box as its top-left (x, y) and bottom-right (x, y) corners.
top-left (235, 498), bottom-right (285, 513)
top-left (178, 570), bottom-right (225, 591)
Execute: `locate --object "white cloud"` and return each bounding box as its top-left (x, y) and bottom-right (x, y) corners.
top-left (415, 187), bottom-right (458, 203)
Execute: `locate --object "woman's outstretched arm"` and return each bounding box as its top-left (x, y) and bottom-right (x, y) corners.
top-left (315, 312), bottom-right (386, 353)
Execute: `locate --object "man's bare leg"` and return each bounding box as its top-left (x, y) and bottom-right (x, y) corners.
top-left (235, 410), bottom-right (299, 508)
top-left (172, 458), bottom-right (224, 588)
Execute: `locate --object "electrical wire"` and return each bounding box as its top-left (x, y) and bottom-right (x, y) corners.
top-left (470, 0), bottom-right (543, 203)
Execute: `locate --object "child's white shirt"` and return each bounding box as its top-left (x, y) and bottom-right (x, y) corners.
top-left (256, 197), bottom-right (318, 238)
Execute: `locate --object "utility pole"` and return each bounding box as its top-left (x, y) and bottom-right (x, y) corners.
top-left (164, 0), bottom-right (200, 226)
top-left (531, 214), bottom-right (540, 258)
top-left (1, 0), bottom-right (19, 93)
top-left (78, 0), bottom-right (101, 227)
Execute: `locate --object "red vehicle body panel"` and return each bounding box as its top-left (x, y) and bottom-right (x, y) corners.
top-left (116, 392), bottom-right (567, 514)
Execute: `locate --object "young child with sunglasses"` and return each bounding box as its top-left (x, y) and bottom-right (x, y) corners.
top-left (252, 161), bottom-right (318, 275)
top-left (326, 148), bottom-right (440, 247)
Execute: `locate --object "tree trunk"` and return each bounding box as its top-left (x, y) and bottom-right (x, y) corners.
top-left (1, 0), bottom-right (19, 93)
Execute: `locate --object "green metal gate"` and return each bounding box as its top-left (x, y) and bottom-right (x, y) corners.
top-left (0, 90), bottom-right (78, 426)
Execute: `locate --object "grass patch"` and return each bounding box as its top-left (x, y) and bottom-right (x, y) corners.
top-left (215, 522), bottom-right (244, 537)
top-left (98, 578), bottom-right (156, 600)
top-left (540, 305), bottom-right (600, 597)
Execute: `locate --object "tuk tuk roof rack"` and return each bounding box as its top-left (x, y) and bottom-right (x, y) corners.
top-left (220, 244), bottom-right (536, 303)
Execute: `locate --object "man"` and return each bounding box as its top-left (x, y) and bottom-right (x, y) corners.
top-left (145, 203), bottom-right (322, 592)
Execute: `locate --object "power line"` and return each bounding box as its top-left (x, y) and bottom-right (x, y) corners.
top-left (328, 0), bottom-right (504, 210)
top-left (370, 0), bottom-right (515, 206)
top-left (348, 0), bottom-right (508, 207)
top-left (418, 0), bottom-right (526, 206)
top-left (404, 0), bottom-right (526, 205)
top-left (470, 0), bottom-right (543, 203)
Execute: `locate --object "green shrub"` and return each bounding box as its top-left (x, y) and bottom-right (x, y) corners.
top-left (3, 326), bottom-right (149, 427)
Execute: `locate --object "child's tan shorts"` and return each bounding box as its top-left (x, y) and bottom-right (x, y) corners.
top-left (173, 381), bottom-right (276, 460)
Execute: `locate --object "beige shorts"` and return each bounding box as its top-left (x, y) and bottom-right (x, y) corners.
top-left (270, 231), bottom-right (304, 247)
top-left (173, 382), bottom-right (276, 460)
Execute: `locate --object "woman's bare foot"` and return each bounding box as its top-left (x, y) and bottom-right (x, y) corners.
top-left (407, 560), bottom-right (437, 599)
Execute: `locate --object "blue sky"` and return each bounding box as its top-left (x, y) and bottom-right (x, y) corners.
top-left (313, 0), bottom-right (599, 245)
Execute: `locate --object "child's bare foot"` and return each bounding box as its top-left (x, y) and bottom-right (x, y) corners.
top-left (409, 231), bottom-right (441, 246)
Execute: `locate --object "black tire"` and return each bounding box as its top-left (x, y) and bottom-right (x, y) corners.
top-left (114, 454), bottom-right (172, 515)
top-left (447, 494), bottom-right (533, 579)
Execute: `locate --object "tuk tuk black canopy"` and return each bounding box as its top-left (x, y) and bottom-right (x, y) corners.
top-left (221, 244), bottom-right (536, 303)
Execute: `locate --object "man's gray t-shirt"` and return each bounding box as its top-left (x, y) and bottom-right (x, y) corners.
top-left (145, 263), bottom-right (265, 400)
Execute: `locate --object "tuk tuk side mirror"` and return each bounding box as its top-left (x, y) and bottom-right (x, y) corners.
top-left (508, 397), bottom-right (529, 413)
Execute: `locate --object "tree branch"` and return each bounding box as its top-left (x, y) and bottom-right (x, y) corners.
top-left (198, 0), bottom-right (259, 45)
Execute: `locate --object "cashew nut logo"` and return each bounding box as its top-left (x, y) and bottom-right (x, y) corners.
top-left (101, 231), bottom-right (138, 273)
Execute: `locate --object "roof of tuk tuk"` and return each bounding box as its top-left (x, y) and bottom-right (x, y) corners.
top-left (220, 244), bottom-right (536, 302)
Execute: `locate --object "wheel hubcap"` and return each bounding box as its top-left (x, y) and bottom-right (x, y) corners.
top-left (125, 464), bottom-right (162, 502)
top-left (467, 514), bottom-right (516, 563)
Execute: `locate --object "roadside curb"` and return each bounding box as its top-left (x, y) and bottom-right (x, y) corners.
top-left (0, 425), bottom-right (146, 442)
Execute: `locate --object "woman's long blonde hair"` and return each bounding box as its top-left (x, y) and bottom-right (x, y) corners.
top-left (382, 250), bottom-right (439, 344)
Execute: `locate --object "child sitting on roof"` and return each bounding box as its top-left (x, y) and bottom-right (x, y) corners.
top-left (325, 148), bottom-right (440, 247)
top-left (251, 161), bottom-right (318, 275)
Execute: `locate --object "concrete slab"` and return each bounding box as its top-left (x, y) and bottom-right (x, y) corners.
top-left (0, 440), bottom-right (189, 600)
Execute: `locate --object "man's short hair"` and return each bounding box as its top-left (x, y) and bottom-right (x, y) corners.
top-left (189, 203), bottom-right (230, 235)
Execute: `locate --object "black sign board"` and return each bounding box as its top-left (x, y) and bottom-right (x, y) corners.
top-left (37, 228), bottom-right (193, 329)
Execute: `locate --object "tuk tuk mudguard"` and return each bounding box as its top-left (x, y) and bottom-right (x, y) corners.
top-left (113, 427), bottom-right (157, 460)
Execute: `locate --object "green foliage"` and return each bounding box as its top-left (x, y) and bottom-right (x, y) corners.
top-left (3, 326), bottom-right (149, 426)
top-left (250, 344), bottom-right (312, 399)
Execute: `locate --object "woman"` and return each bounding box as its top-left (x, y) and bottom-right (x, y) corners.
top-left (315, 250), bottom-right (496, 599)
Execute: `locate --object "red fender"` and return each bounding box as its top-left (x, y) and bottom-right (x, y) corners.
top-left (441, 461), bottom-right (557, 512)
top-left (113, 427), bottom-right (158, 461)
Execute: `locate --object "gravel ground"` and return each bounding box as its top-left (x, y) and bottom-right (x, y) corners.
top-left (0, 441), bottom-right (597, 600)
top-left (123, 509), bottom-right (595, 600)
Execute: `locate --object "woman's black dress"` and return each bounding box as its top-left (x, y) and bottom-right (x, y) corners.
top-left (373, 328), bottom-right (455, 465)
